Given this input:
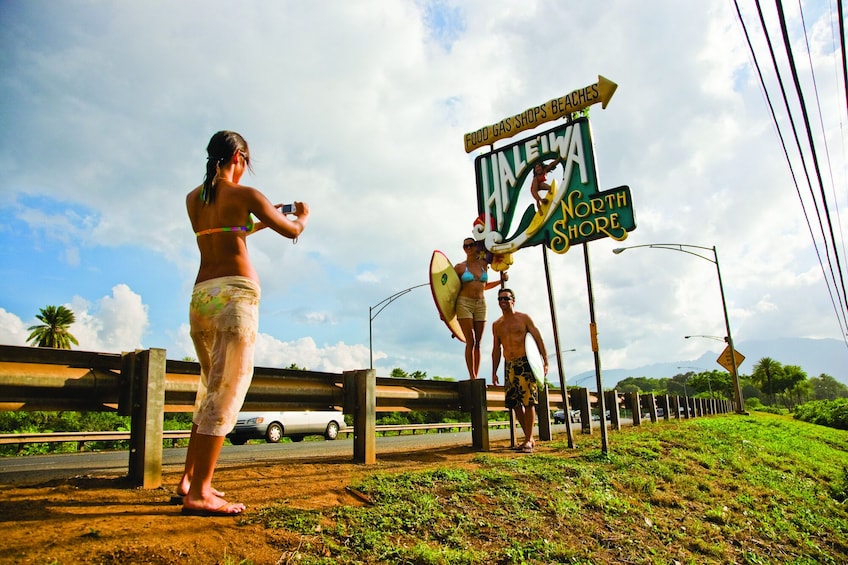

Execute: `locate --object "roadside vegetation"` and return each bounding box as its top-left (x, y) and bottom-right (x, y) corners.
top-left (244, 412), bottom-right (848, 564)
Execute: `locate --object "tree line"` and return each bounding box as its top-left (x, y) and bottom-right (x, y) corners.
top-left (615, 358), bottom-right (847, 409)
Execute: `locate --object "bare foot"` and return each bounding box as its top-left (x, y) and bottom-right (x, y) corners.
top-left (182, 494), bottom-right (245, 516)
top-left (181, 499), bottom-right (245, 517)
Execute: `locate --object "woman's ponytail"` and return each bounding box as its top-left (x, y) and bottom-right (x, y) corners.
top-left (200, 131), bottom-right (250, 205)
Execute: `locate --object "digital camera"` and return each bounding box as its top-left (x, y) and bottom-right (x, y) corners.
top-left (281, 203), bottom-right (296, 214)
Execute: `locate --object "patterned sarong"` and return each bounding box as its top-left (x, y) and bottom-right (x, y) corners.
top-left (189, 276), bottom-right (260, 436)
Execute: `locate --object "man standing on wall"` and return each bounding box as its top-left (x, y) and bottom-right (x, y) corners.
top-left (491, 288), bottom-right (548, 453)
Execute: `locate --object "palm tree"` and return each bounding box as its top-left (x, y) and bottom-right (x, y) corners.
top-left (752, 357), bottom-right (782, 405)
top-left (780, 365), bottom-right (808, 409)
top-left (26, 305), bottom-right (79, 349)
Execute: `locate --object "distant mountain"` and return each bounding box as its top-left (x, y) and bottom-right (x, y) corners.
top-left (571, 337), bottom-right (848, 388)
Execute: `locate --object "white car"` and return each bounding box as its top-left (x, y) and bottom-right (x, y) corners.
top-left (553, 409), bottom-right (582, 423)
top-left (227, 411), bottom-right (346, 444)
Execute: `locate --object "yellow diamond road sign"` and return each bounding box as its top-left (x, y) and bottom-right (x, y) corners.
top-left (716, 345), bottom-right (745, 373)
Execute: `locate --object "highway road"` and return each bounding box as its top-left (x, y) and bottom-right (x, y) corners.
top-left (0, 418), bottom-right (634, 486)
top-left (0, 426), bottom-right (537, 485)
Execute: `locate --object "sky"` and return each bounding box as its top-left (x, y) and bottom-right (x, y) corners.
top-left (1, 0), bottom-right (847, 384)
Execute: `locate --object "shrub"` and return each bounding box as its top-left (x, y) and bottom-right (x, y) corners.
top-left (793, 399), bottom-right (848, 430)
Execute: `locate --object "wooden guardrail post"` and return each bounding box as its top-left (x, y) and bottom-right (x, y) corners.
top-left (629, 391), bottom-right (642, 426)
top-left (572, 387), bottom-right (592, 434)
top-left (344, 369), bottom-right (375, 464)
top-left (459, 379), bottom-right (489, 450)
top-left (641, 393), bottom-right (657, 423)
top-left (605, 390), bottom-right (621, 431)
top-left (670, 395), bottom-right (681, 419)
top-left (537, 384), bottom-right (551, 442)
top-left (126, 348), bottom-right (166, 489)
top-left (659, 394), bottom-right (671, 421)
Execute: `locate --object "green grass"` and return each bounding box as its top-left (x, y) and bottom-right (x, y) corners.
top-left (243, 413), bottom-right (848, 564)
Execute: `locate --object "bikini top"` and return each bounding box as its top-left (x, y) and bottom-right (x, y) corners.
top-left (195, 215), bottom-right (255, 237)
top-left (460, 266), bottom-right (488, 283)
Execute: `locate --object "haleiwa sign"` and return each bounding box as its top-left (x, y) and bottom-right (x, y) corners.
top-left (472, 117), bottom-right (636, 268)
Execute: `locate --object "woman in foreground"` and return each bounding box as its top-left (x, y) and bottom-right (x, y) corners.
top-left (179, 131), bottom-right (309, 516)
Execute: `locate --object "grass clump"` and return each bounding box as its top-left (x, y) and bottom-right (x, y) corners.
top-left (248, 412), bottom-right (848, 564)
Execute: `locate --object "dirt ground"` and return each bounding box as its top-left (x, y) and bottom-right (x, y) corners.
top-left (0, 439), bottom-right (512, 565)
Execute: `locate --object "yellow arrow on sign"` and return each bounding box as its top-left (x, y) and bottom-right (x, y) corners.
top-left (463, 75), bottom-right (618, 153)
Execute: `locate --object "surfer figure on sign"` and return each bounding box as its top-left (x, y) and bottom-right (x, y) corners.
top-left (455, 238), bottom-right (507, 380)
top-left (530, 157), bottom-right (562, 212)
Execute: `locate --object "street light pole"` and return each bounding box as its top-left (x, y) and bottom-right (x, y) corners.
top-left (369, 283), bottom-right (429, 369)
top-left (547, 348), bottom-right (577, 360)
top-left (612, 243), bottom-right (745, 413)
top-left (684, 334), bottom-right (725, 342)
top-left (546, 348), bottom-right (577, 385)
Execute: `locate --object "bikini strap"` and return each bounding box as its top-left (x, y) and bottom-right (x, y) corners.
top-left (195, 226), bottom-right (250, 237)
top-left (194, 215), bottom-right (255, 237)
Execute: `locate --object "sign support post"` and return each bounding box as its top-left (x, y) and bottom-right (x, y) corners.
top-left (542, 243), bottom-right (574, 447)
top-left (583, 245), bottom-right (609, 453)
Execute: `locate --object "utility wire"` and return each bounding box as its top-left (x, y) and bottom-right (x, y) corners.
top-left (774, 0), bottom-right (848, 321)
top-left (799, 0), bottom-right (848, 322)
top-left (826, 0), bottom-right (848, 283)
top-left (732, 0), bottom-right (848, 341)
top-left (839, 0), bottom-right (848, 119)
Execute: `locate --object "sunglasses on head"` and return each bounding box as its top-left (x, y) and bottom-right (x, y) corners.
top-left (497, 296), bottom-right (513, 302)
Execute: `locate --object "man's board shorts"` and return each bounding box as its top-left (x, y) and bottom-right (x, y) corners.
top-left (189, 276), bottom-right (261, 436)
top-left (504, 356), bottom-right (539, 409)
top-left (455, 296), bottom-right (486, 322)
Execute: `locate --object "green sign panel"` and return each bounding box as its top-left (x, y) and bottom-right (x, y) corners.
top-left (473, 117), bottom-right (635, 262)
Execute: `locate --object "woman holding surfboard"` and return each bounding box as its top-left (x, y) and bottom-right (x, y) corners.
top-left (454, 238), bottom-right (507, 379)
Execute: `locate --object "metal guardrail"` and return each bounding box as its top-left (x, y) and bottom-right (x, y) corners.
top-left (0, 345), bottom-right (506, 414)
top-left (0, 345), bottom-right (732, 488)
top-left (0, 430), bottom-right (192, 445)
top-left (0, 345), bottom-right (504, 487)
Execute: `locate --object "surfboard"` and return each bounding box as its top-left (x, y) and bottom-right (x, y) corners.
top-left (429, 250), bottom-right (466, 342)
top-left (525, 332), bottom-right (546, 388)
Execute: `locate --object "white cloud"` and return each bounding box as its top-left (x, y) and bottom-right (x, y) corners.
top-left (173, 324), bottom-right (377, 373)
top-left (0, 285), bottom-right (148, 354)
top-left (68, 285), bottom-right (149, 353)
top-left (253, 334), bottom-right (371, 373)
top-left (0, 308), bottom-right (30, 346)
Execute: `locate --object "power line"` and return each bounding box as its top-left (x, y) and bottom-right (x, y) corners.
top-left (774, 0), bottom-right (848, 321)
top-left (732, 0), bottom-right (848, 343)
top-left (799, 0), bottom-right (848, 282)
